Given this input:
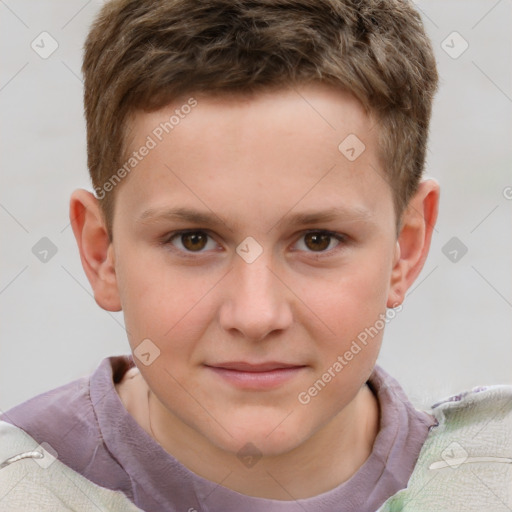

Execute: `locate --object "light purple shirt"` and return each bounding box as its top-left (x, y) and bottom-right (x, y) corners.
top-left (0, 355), bottom-right (437, 511)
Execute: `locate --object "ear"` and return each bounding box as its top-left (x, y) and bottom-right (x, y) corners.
top-left (387, 179), bottom-right (440, 307)
top-left (69, 189), bottom-right (122, 312)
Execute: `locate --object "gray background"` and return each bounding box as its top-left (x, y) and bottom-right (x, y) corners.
top-left (1, 0), bottom-right (511, 412)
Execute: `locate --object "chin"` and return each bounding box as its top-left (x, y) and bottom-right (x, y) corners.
top-left (210, 416), bottom-right (310, 459)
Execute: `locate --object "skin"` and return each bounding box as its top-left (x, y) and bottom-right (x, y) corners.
top-left (69, 83), bottom-right (439, 500)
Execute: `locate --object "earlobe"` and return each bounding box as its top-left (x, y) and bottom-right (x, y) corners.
top-left (386, 179), bottom-right (440, 308)
top-left (69, 189), bottom-right (122, 312)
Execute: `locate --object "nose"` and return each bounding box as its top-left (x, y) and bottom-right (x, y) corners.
top-left (218, 249), bottom-right (293, 342)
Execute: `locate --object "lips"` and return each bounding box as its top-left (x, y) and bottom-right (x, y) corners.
top-left (204, 361), bottom-right (307, 390)
top-left (205, 361), bottom-right (305, 372)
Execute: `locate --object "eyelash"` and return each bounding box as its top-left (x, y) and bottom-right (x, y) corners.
top-left (160, 229), bottom-right (348, 259)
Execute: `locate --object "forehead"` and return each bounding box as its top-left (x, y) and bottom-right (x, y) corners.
top-left (115, 83), bottom-right (392, 228)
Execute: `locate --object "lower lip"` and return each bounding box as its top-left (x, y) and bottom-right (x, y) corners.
top-left (205, 366), bottom-right (306, 390)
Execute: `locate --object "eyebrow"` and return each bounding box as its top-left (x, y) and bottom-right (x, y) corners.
top-left (136, 205), bottom-right (372, 230)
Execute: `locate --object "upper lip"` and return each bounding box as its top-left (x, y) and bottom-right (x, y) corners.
top-left (206, 361), bottom-right (306, 372)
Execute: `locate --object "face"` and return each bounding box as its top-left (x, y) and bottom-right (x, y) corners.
top-left (110, 83), bottom-right (399, 457)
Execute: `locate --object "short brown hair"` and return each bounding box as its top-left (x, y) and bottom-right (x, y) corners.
top-left (83, 0), bottom-right (438, 241)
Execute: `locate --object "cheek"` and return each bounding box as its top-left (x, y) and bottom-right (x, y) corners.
top-left (314, 253), bottom-right (391, 331)
top-left (117, 252), bottom-right (216, 362)
top-left (115, 247), bottom-right (181, 342)
top-left (299, 248), bottom-right (392, 370)
top-left (296, 265), bottom-right (388, 415)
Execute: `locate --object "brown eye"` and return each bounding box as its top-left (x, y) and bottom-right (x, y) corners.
top-left (163, 230), bottom-right (219, 256)
top-left (294, 231), bottom-right (346, 256)
top-left (180, 232), bottom-right (208, 251)
top-left (303, 232), bottom-right (332, 252)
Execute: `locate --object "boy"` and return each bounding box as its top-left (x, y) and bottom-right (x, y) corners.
top-left (1, 0), bottom-right (511, 511)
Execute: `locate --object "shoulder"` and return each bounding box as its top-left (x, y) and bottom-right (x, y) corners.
top-left (377, 384), bottom-right (512, 511)
top-left (426, 384), bottom-right (512, 472)
top-left (0, 369), bottom-right (96, 463)
top-left (0, 421), bottom-right (142, 511)
top-left (0, 355), bottom-right (133, 478)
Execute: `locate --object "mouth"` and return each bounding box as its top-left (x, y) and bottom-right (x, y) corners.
top-left (203, 361), bottom-right (307, 390)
